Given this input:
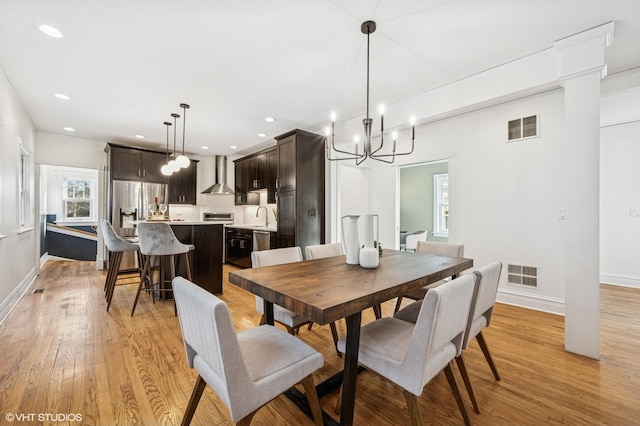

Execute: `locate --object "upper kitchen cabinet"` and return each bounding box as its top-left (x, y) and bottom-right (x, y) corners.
top-left (233, 148), bottom-right (275, 206)
top-left (168, 160), bottom-right (198, 205)
top-left (234, 158), bottom-right (248, 205)
top-left (266, 148), bottom-right (278, 203)
top-left (246, 152), bottom-right (267, 191)
top-left (274, 129), bottom-right (325, 252)
top-left (108, 144), bottom-right (167, 183)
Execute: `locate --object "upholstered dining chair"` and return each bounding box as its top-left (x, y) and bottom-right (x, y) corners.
top-left (251, 247), bottom-right (314, 334)
top-left (100, 220), bottom-right (140, 311)
top-left (172, 276), bottom-right (324, 426)
top-left (336, 273), bottom-right (477, 426)
top-left (394, 241), bottom-right (465, 312)
top-left (394, 261), bottom-right (503, 415)
top-left (404, 230), bottom-right (427, 251)
top-left (131, 222), bottom-right (194, 316)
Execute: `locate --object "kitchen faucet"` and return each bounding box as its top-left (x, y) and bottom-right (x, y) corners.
top-left (256, 206), bottom-right (269, 227)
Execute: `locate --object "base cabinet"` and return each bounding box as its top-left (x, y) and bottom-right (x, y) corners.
top-left (170, 224), bottom-right (223, 294)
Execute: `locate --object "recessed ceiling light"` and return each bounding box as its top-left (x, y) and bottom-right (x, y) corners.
top-left (54, 93), bottom-right (70, 100)
top-left (230, 145), bottom-right (238, 149)
top-left (264, 117), bottom-right (276, 123)
top-left (63, 127), bottom-right (75, 132)
top-left (201, 146), bottom-right (209, 150)
top-left (258, 133), bottom-right (267, 138)
top-left (37, 24), bottom-right (63, 38)
top-left (135, 134), bottom-right (145, 139)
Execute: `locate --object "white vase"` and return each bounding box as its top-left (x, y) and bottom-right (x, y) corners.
top-left (342, 215), bottom-right (361, 265)
top-left (359, 214), bottom-right (379, 268)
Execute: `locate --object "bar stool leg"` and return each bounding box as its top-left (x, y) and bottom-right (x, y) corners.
top-left (106, 251), bottom-right (123, 311)
top-left (131, 255), bottom-right (152, 316)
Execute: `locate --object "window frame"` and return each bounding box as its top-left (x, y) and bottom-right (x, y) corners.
top-left (62, 177), bottom-right (96, 221)
top-left (433, 173), bottom-right (449, 238)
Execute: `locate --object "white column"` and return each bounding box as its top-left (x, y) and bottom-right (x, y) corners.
top-left (555, 22), bottom-right (614, 359)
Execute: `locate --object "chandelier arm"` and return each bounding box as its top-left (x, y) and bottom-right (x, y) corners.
top-left (325, 138), bottom-right (363, 161)
top-left (370, 137), bottom-right (415, 158)
top-left (330, 135), bottom-right (365, 158)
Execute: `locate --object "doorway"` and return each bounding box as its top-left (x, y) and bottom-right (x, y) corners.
top-left (399, 160), bottom-right (449, 248)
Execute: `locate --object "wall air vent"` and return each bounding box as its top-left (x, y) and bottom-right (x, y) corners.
top-left (507, 114), bottom-right (539, 142)
top-left (507, 264), bottom-right (538, 288)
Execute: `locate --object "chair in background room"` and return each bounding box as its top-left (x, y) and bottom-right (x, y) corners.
top-left (172, 276), bottom-right (324, 426)
top-left (336, 274), bottom-right (477, 426)
top-left (131, 222), bottom-right (194, 316)
top-left (251, 247), bottom-right (314, 334)
top-left (100, 219), bottom-right (140, 311)
top-left (404, 230), bottom-right (427, 251)
top-left (394, 241), bottom-right (465, 312)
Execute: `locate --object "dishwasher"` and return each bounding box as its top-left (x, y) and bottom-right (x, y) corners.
top-left (253, 230), bottom-right (271, 252)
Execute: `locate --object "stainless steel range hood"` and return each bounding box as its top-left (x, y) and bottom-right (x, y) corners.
top-left (201, 155), bottom-right (235, 194)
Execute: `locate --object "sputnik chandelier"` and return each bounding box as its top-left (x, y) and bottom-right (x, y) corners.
top-left (325, 21), bottom-right (415, 165)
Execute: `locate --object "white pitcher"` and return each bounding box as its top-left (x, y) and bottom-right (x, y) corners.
top-left (341, 215), bottom-right (361, 265)
top-left (359, 214), bottom-right (379, 268)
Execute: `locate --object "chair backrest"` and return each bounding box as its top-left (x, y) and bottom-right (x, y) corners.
top-left (402, 273), bottom-right (476, 395)
top-left (251, 246), bottom-right (303, 267)
top-left (305, 243), bottom-right (344, 260)
top-left (172, 277), bottom-right (252, 416)
top-left (464, 261), bottom-right (503, 348)
top-left (405, 230), bottom-right (428, 250)
top-left (100, 219), bottom-right (138, 252)
top-left (416, 240), bottom-right (464, 257)
top-left (137, 222), bottom-right (189, 256)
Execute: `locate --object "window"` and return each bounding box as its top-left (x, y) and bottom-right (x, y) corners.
top-left (63, 178), bottom-right (95, 220)
top-left (507, 114), bottom-right (539, 141)
top-left (18, 140), bottom-right (32, 230)
top-left (433, 173), bottom-right (449, 237)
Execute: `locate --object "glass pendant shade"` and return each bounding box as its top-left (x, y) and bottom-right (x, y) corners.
top-left (161, 164), bottom-right (173, 176)
top-left (176, 154), bottom-right (190, 168)
top-left (168, 159), bottom-right (180, 172)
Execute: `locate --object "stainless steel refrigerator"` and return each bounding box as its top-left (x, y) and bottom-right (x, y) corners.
top-left (109, 180), bottom-right (168, 271)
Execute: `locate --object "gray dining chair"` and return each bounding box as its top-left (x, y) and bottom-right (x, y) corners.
top-left (394, 261), bottom-right (503, 415)
top-left (336, 273), bottom-right (477, 426)
top-left (251, 247), bottom-right (313, 334)
top-left (172, 276), bottom-right (324, 425)
top-left (100, 219), bottom-right (140, 311)
top-left (394, 241), bottom-right (465, 312)
top-left (131, 222), bottom-right (194, 316)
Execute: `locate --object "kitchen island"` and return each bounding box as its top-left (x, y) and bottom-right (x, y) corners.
top-left (149, 221), bottom-right (224, 295)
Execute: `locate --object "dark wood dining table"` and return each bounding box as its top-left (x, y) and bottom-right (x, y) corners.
top-left (228, 249), bottom-right (473, 426)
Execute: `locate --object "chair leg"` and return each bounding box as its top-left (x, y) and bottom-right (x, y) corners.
top-left (237, 411), bottom-right (259, 426)
top-left (372, 304), bottom-right (382, 319)
top-left (307, 322), bottom-right (313, 331)
top-left (394, 296), bottom-right (404, 313)
top-left (300, 374), bottom-right (323, 426)
top-left (443, 362), bottom-right (471, 426)
top-left (180, 375), bottom-right (207, 426)
top-left (131, 256), bottom-right (151, 316)
top-left (334, 384), bottom-right (342, 415)
top-left (106, 251), bottom-right (123, 311)
top-left (259, 314), bottom-right (266, 326)
top-left (456, 354), bottom-right (480, 414)
top-left (476, 332), bottom-right (500, 380)
top-left (329, 322), bottom-right (342, 357)
top-left (401, 388), bottom-right (423, 426)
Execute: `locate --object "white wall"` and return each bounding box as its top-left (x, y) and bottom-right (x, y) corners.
top-left (600, 120), bottom-right (640, 288)
top-left (0, 67), bottom-right (38, 323)
top-left (337, 89), bottom-right (568, 313)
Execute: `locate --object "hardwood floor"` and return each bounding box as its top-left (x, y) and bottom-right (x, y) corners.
top-left (1, 260), bottom-right (639, 425)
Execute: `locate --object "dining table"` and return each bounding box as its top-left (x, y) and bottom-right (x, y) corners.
top-left (228, 249), bottom-right (473, 426)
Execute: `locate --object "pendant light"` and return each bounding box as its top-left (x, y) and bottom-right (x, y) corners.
top-left (168, 112), bottom-right (181, 172)
top-left (161, 121), bottom-right (173, 176)
top-left (176, 103), bottom-right (190, 168)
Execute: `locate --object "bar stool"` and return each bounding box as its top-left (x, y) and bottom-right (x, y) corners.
top-left (100, 220), bottom-right (140, 311)
top-left (131, 222), bottom-right (194, 316)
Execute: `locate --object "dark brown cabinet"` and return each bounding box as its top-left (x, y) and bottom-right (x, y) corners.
top-left (109, 145), bottom-right (167, 183)
top-left (274, 129), bottom-right (325, 253)
top-left (266, 148), bottom-right (278, 203)
top-left (168, 161), bottom-right (198, 205)
top-left (171, 224), bottom-right (223, 294)
top-left (247, 153), bottom-right (267, 191)
top-left (234, 159), bottom-right (248, 205)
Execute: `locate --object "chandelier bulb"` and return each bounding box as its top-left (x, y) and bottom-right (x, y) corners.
top-left (378, 104), bottom-right (385, 115)
top-left (410, 115), bottom-right (416, 126)
top-left (330, 111), bottom-right (337, 122)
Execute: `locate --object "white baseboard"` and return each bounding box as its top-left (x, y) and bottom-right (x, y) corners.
top-left (0, 267), bottom-right (38, 326)
top-left (600, 273), bottom-right (640, 289)
top-left (496, 288), bottom-right (565, 316)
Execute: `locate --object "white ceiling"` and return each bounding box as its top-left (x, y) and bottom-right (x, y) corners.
top-left (1, 0), bottom-right (639, 157)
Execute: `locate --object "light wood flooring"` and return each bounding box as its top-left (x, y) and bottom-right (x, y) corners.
top-left (0, 260), bottom-right (639, 425)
